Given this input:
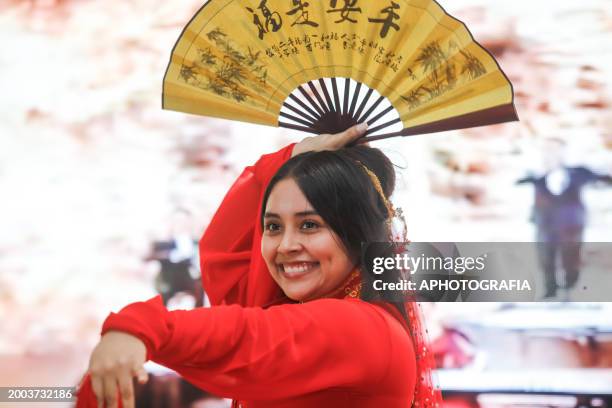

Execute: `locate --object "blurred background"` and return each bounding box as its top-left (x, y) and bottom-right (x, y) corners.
top-left (1, 0), bottom-right (611, 407)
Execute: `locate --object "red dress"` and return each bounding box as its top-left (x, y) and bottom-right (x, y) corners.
top-left (76, 144), bottom-right (418, 407)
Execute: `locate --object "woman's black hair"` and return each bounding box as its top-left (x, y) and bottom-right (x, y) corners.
top-left (260, 145), bottom-right (407, 321)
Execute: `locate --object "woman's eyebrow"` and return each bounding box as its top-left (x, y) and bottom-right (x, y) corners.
top-left (263, 210), bottom-right (319, 218)
top-left (295, 210), bottom-right (319, 217)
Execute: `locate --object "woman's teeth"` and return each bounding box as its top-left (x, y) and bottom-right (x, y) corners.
top-left (281, 262), bottom-right (317, 277)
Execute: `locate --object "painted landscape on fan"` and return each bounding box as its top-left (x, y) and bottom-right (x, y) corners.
top-left (163, 0), bottom-right (518, 139)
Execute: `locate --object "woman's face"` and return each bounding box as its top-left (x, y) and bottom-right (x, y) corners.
top-left (262, 178), bottom-right (355, 302)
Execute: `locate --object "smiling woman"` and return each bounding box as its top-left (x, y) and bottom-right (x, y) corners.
top-left (75, 124), bottom-right (441, 408)
top-left (262, 178), bottom-right (356, 302)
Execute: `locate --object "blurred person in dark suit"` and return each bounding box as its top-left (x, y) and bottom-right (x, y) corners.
top-left (146, 209), bottom-right (204, 308)
top-left (517, 138), bottom-right (612, 298)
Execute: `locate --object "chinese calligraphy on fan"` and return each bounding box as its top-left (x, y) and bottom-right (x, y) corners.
top-left (263, 33), bottom-right (404, 73)
top-left (246, 0), bottom-right (401, 40)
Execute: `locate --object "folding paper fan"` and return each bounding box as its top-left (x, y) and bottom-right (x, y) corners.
top-left (163, 0), bottom-right (518, 141)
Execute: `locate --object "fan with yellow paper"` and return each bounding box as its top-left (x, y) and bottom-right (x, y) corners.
top-left (163, 0), bottom-right (518, 140)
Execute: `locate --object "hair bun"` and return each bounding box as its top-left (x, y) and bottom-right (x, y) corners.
top-left (343, 145), bottom-right (396, 198)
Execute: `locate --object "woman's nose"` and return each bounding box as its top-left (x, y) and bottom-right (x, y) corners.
top-left (278, 230), bottom-right (302, 253)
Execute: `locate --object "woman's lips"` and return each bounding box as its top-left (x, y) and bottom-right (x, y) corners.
top-left (278, 262), bottom-right (319, 279)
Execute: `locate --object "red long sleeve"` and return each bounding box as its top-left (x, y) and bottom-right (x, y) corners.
top-left (99, 295), bottom-right (415, 401)
top-left (199, 143), bottom-right (295, 307)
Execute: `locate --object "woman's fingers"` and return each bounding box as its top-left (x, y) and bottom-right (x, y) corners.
top-left (118, 363), bottom-right (136, 408)
top-left (102, 369), bottom-right (119, 408)
top-left (333, 122), bottom-right (369, 148)
top-left (292, 123), bottom-right (369, 157)
top-left (134, 365), bottom-right (149, 385)
top-left (90, 363), bottom-right (145, 408)
top-left (90, 374), bottom-right (104, 408)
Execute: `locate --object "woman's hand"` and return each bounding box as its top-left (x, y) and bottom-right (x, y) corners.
top-left (88, 331), bottom-right (149, 408)
top-left (292, 123), bottom-right (368, 157)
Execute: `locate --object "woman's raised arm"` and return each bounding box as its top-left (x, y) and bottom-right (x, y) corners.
top-left (199, 144), bottom-right (295, 306)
